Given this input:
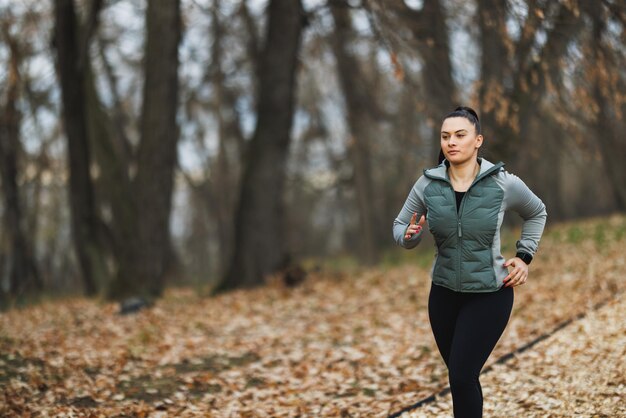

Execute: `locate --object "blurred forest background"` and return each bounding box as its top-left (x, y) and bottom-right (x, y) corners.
top-left (0, 0), bottom-right (625, 305)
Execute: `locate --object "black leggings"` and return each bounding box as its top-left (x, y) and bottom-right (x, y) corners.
top-left (428, 282), bottom-right (514, 418)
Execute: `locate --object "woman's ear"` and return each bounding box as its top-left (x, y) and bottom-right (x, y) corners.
top-left (475, 134), bottom-right (484, 149)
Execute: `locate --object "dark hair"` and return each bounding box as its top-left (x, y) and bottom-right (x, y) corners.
top-left (444, 106), bottom-right (481, 134)
top-left (438, 106), bottom-right (481, 164)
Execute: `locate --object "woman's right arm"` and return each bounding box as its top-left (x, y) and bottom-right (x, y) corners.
top-left (393, 176), bottom-right (428, 249)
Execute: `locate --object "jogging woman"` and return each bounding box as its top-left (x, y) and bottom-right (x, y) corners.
top-left (392, 106), bottom-right (547, 417)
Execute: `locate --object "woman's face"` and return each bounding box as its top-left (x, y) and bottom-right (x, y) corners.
top-left (440, 117), bottom-right (483, 165)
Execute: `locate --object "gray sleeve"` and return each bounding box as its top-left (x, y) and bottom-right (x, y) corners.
top-left (504, 171), bottom-right (547, 256)
top-left (392, 176), bottom-right (428, 249)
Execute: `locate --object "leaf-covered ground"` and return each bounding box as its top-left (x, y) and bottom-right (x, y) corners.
top-left (1, 214), bottom-right (625, 417)
top-left (402, 288), bottom-right (626, 417)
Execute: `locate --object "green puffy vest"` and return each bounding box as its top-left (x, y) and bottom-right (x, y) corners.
top-left (424, 161), bottom-right (505, 291)
top-left (393, 157), bottom-right (547, 293)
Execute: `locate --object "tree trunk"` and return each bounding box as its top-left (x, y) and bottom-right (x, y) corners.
top-left (416, 0), bottom-right (457, 136)
top-left (52, 0), bottom-right (108, 296)
top-left (391, 0), bottom-right (456, 159)
top-left (210, 0), bottom-right (236, 278)
top-left (216, 0), bottom-right (304, 292)
top-left (0, 26), bottom-right (41, 300)
top-left (330, 2), bottom-right (379, 264)
top-left (476, 0), bottom-right (511, 162)
top-left (108, 0), bottom-right (181, 300)
top-left (378, 0), bottom-right (456, 161)
top-left (587, 2), bottom-right (626, 211)
top-left (85, 58), bottom-right (137, 281)
top-left (96, 36), bottom-right (133, 167)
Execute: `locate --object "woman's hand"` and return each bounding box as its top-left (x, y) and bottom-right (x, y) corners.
top-left (503, 257), bottom-right (529, 287)
top-left (404, 212), bottom-right (426, 240)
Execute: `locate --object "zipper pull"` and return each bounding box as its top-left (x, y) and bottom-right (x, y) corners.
top-left (458, 220), bottom-right (462, 237)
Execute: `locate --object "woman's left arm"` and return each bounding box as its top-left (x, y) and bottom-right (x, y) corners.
top-left (502, 172), bottom-right (548, 286)
top-left (506, 172), bottom-right (548, 258)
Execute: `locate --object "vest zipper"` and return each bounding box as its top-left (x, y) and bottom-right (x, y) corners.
top-left (455, 171), bottom-right (488, 289)
top-left (457, 190), bottom-right (466, 291)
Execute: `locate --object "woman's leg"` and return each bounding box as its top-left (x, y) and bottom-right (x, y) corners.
top-left (428, 283), bottom-right (463, 367)
top-left (447, 286), bottom-right (514, 418)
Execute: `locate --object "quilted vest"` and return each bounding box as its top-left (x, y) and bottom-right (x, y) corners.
top-left (423, 161), bottom-right (505, 291)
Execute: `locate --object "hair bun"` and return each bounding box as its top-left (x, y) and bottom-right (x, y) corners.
top-left (454, 106), bottom-right (479, 121)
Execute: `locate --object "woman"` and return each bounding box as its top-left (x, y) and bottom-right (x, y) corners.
top-left (392, 106), bottom-right (547, 417)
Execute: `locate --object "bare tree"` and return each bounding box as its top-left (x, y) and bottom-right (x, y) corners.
top-left (52, 0), bottom-right (108, 296)
top-left (585, 1), bottom-right (626, 210)
top-left (109, 0), bottom-right (182, 300)
top-left (216, 0), bottom-right (305, 291)
top-left (477, 0), bottom-right (584, 164)
top-left (330, 1), bottom-right (379, 264)
top-left (0, 21), bottom-right (41, 301)
top-left (210, 0), bottom-right (237, 277)
top-left (377, 0), bottom-right (457, 159)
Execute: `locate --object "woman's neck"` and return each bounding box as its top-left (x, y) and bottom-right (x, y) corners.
top-left (448, 158), bottom-right (480, 190)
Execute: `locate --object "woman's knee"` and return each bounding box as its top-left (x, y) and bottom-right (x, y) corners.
top-left (448, 367), bottom-right (479, 389)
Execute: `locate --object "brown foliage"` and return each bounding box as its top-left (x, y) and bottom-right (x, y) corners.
top-left (1, 215), bottom-right (625, 417)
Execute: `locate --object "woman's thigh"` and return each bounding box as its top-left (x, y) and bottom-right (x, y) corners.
top-left (428, 283), bottom-right (464, 367)
top-left (448, 287), bottom-right (514, 377)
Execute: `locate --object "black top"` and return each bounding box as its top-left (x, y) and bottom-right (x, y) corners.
top-left (455, 190), bottom-right (466, 213)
